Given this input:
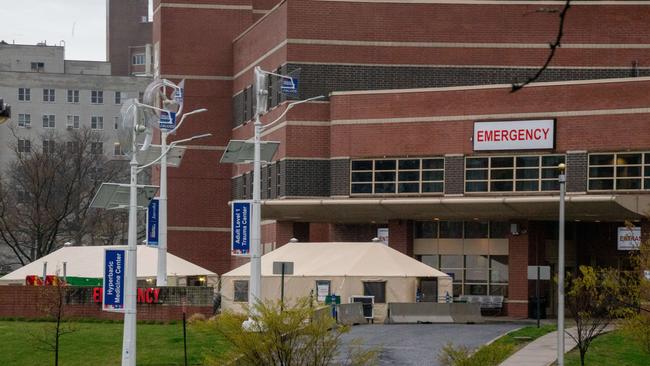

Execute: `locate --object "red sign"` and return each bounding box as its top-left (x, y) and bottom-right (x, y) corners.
top-left (93, 287), bottom-right (161, 304)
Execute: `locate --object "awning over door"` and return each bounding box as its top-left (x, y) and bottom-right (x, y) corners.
top-left (260, 194), bottom-right (650, 223)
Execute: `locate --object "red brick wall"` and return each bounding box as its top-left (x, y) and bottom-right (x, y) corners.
top-left (0, 287), bottom-right (212, 322)
top-left (388, 220), bottom-right (413, 257)
top-left (507, 221), bottom-right (530, 318)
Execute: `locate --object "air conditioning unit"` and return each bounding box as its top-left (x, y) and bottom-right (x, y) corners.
top-left (140, 16), bottom-right (148, 23)
top-left (25, 125), bottom-right (31, 129)
top-left (66, 125), bottom-right (73, 130)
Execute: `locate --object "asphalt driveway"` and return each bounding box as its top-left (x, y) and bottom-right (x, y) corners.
top-left (340, 323), bottom-right (524, 366)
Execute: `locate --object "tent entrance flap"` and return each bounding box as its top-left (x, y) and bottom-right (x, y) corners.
top-left (419, 278), bottom-right (438, 302)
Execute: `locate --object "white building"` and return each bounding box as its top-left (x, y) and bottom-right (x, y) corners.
top-left (0, 42), bottom-right (151, 169)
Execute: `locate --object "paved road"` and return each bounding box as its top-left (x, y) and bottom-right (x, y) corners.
top-left (340, 323), bottom-right (524, 366)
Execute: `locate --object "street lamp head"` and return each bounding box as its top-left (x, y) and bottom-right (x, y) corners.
top-left (558, 163), bottom-right (566, 173)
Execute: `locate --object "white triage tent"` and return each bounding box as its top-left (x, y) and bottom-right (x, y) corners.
top-left (0, 245), bottom-right (217, 286)
top-left (221, 242), bottom-right (453, 321)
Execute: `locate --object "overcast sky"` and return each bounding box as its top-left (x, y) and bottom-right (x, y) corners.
top-left (0, 0), bottom-right (151, 61)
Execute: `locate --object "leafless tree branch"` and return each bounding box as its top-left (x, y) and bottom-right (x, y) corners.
top-left (511, 0), bottom-right (572, 92)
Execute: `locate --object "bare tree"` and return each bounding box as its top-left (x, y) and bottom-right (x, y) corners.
top-left (30, 277), bottom-right (77, 366)
top-left (0, 127), bottom-right (128, 266)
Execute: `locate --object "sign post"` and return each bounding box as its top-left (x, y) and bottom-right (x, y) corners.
top-left (273, 261), bottom-right (294, 311)
top-left (231, 201), bottom-right (252, 255)
top-left (103, 248), bottom-right (126, 312)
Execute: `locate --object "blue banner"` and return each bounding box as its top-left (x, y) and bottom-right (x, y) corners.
top-left (103, 248), bottom-right (125, 312)
top-left (147, 198), bottom-right (159, 246)
top-left (159, 110), bottom-right (177, 130)
top-left (281, 77), bottom-right (299, 95)
top-left (231, 201), bottom-right (251, 255)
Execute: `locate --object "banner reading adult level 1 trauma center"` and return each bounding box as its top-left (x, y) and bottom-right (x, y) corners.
top-left (231, 201), bottom-right (251, 256)
top-left (103, 248), bottom-right (126, 312)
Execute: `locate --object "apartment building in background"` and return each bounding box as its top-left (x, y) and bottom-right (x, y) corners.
top-left (0, 42), bottom-right (150, 170)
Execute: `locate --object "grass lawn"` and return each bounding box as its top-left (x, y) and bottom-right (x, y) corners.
top-left (564, 330), bottom-right (650, 366)
top-left (464, 324), bottom-right (557, 365)
top-left (0, 320), bottom-right (229, 366)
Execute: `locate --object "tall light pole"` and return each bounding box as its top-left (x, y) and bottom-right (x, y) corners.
top-left (236, 67), bottom-right (322, 326)
top-left (557, 162), bottom-right (566, 366)
top-left (122, 105), bottom-right (144, 366)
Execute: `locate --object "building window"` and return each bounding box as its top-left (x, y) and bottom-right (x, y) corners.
top-left (350, 158), bottom-right (444, 195)
top-left (114, 116), bottom-right (120, 130)
top-left (18, 114), bottom-right (31, 128)
top-left (415, 220), bottom-right (509, 297)
top-left (42, 140), bottom-right (55, 154)
top-left (91, 142), bottom-right (103, 155)
top-left (362, 281), bottom-right (386, 303)
top-left (465, 155), bottom-right (565, 193)
top-left (66, 115), bottom-right (80, 129)
top-left (417, 254), bottom-right (508, 297)
top-left (66, 141), bottom-right (79, 153)
top-left (138, 92), bottom-right (144, 102)
top-left (588, 152), bottom-right (650, 191)
top-left (18, 139), bottom-right (31, 153)
top-left (30, 62), bottom-right (44, 72)
top-left (42, 114), bottom-right (55, 128)
top-left (43, 88), bottom-right (55, 102)
top-left (18, 88), bottom-right (31, 101)
top-left (132, 54), bottom-right (145, 65)
top-left (114, 91), bottom-right (122, 105)
top-left (66, 89), bottom-right (79, 103)
top-left (91, 116), bottom-right (104, 130)
top-left (233, 280), bottom-right (249, 302)
top-left (113, 143), bottom-right (124, 156)
top-left (91, 90), bottom-right (104, 104)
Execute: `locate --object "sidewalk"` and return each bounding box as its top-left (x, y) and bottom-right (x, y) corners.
top-left (500, 325), bottom-right (616, 366)
top-left (499, 327), bottom-right (579, 366)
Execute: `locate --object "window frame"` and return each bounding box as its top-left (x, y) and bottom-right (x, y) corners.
top-left (588, 152), bottom-right (649, 191)
top-left (91, 116), bottom-right (104, 130)
top-left (42, 114), bottom-right (56, 128)
top-left (18, 88), bottom-right (31, 102)
top-left (114, 91), bottom-right (122, 105)
top-left (18, 113), bottom-right (31, 128)
top-left (350, 157), bottom-right (445, 196)
top-left (233, 280), bottom-right (249, 302)
top-left (67, 89), bottom-right (79, 103)
top-left (42, 88), bottom-right (55, 103)
top-left (465, 154), bottom-right (565, 193)
top-left (132, 54), bottom-right (145, 65)
top-left (18, 139), bottom-right (31, 153)
top-left (91, 90), bottom-right (104, 104)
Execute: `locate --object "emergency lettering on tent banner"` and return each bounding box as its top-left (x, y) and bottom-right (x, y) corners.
top-left (147, 198), bottom-right (159, 246)
top-left (231, 201), bottom-right (252, 256)
top-left (103, 248), bottom-right (126, 312)
top-left (473, 119), bottom-right (555, 151)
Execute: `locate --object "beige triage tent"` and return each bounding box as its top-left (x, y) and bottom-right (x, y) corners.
top-left (0, 245), bottom-right (217, 286)
top-left (221, 242), bottom-right (453, 321)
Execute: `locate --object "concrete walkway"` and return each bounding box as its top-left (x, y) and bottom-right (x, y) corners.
top-left (500, 327), bottom-right (579, 366)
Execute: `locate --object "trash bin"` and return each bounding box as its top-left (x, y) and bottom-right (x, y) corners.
top-left (528, 297), bottom-right (547, 319)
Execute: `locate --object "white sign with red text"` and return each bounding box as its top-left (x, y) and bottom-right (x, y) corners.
top-left (618, 227), bottom-right (641, 251)
top-left (473, 120), bottom-right (555, 151)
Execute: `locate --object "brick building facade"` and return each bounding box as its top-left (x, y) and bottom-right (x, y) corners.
top-left (154, 0), bottom-right (650, 317)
